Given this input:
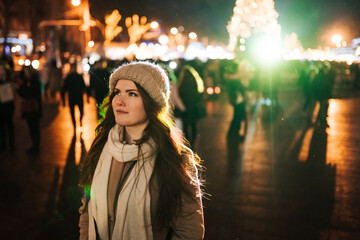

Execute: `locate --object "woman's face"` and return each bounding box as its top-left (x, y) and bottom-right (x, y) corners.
top-left (112, 80), bottom-right (148, 128)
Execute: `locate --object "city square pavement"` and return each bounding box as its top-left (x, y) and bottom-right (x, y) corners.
top-left (0, 76), bottom-right (360, 240)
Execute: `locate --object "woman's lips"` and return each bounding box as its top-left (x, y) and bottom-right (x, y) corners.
top-left (116, 109), bottom-right (128, 114)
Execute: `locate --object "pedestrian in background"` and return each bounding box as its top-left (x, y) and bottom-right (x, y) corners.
top-left (311, 64), bottom-right (332, 127)
top-left (161, 63), bottom-right (186, 130)
top-left (46, 58), bottom-right (62, 102)
top-left (78, 61), bottom-right (204, 239)
top-left (0, 61), bottom-right (15, 153)
top-left (178, 63), bottom-right (206, 148)
top-left (302, 65), bottom-right (318, 125)
top-left (61, 63), bottom-right (86, 130)
top-left (224, 61), bottom-right (247, 141)
top-left (17, 65), bottom-right (42, 155)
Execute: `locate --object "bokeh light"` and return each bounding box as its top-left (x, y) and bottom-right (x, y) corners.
top-left (71, 0), bottom-right (81, 7)
top-left (177, 45), bottom-right (185, 53)
top-left (32, 60), bottom-right (40, 69)
top-left (88, 41), bottom-right (94, 48)
top-left (214, 86), bottom-right (221, 94)
top-left (189, 32), bottom-right (197, 40)
top-left (170, 27), bottom-right (178, 35)
top-left (158, 35), bottom-right (169, 45)
top-left (169, 61), bottom-right (177, 69)
top-left (150, 21), bottom-right (159, 29)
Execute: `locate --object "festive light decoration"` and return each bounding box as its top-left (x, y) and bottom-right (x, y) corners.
top-left (227, 0), bottom-right (281, 51)
top-left (104, 10), bottom-right (123, 45)
top-left (103, 41), bottom-right (233, 62)
top-left (125, 14), bottom-right (151, 43)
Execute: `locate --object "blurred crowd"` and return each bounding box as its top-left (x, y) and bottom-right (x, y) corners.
top-left (1, 53), bottom-right (360, 155)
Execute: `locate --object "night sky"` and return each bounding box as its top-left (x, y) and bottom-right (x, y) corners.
top-left (90, 0), bottom-right (360, 48)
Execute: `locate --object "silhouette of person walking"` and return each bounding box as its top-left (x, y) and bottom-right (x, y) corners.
top-left (17, 65), bottom-right (42, 155)
top-left (311, 64), bottom-right (333, 127)
top-left (61, 63), bottom-right (86, 130)
top-left (178, 63), bottom-right (206, 148)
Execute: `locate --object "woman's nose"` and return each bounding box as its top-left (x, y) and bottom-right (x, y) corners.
top-left (114, 96), bottom-right (126, 106)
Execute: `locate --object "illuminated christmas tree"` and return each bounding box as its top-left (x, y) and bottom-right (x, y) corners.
top-left (227, 0), bottom-right (281, 51)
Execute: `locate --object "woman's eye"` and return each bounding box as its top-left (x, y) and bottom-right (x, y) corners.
top-left (114, 90), bottom-right (121, 96)
top-left (129, 92), bottom-right (138, 97)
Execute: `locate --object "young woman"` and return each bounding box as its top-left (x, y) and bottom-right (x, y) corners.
top-left (79, 61), bottom-right (204, 239)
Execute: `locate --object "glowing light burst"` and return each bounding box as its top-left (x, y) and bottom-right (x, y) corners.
top-left (227, 0), bottom-right (281, 51)
top-left (255, 35), bottom-right (281, 61)
top-left (331, 34), bottom-right (342, 44)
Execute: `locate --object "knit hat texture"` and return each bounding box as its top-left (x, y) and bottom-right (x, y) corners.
top-left (109, 61), bottom-right (170, 108)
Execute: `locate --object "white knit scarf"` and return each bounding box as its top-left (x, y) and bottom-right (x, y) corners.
top-left (89, 124), bottom-right (157, 240)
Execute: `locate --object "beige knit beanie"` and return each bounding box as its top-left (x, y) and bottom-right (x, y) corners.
top-left (109, 61), bottom-right (170, 108)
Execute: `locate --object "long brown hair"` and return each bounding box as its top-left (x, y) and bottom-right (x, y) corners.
top-left (80, 81), bottom-right (203, 229)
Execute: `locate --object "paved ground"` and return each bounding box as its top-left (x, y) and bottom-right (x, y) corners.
top-left (0, 77), bottom-right (360, 240)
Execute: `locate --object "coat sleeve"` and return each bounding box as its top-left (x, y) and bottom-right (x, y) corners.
top-left (171, 157), bottom-right (204, 240)
top-left (171, 192), bottom-right (204, 240)
top-left (150, 151), bottom-right (205, 240)
top-left (79, 198), bottom-right (89, 240)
